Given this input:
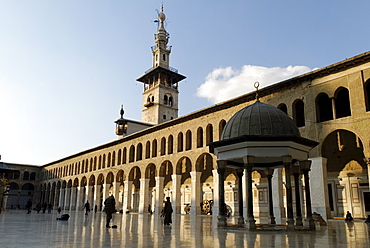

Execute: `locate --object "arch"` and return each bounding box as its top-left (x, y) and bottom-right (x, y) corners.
top-left (116, 170), bottom-right (125, 183)
top-left (277, 103), bottom-right (288, 114)
top-left (152, 139), bottom-right (158, 157)
top-left (145, 163), bottom-right (157, 188)
top-left (89, 175), bottom-right (96, 186)
top-left (122, 147), bottom-right (127, 164)
top-left (185, 130), bottom-right (192, 150)
top-left (102, 154), bottom-right (106, 168)
top-left (177, 132), bottom-right (184, 152)
top-left (73, 178), bottom-right (79, 187)
top-left (365, 79), bottom-right (370, 111)
top-left (176, 157), bottom-right (192, 185)
top-left (197, 127), bottom-right (204, 148)
top-left (206, 124), bottom-right (213, 145)
top-left (335, 87), bottom-right (351, 118)
top-left (161, 137), bottom-right (166, 156)
top-left (23, 171), bottom-right (29, 180)
top-left (219, 120), bottom-right (226, 140)
top-left (128, 166), bottom-right (141, 189)
top-left (112, 151), bottom-right (116, 166)
top-left (136, 143), bottom-right (143, 161)
top-left (94, 156), bottom-right (97, 171)
top-left (90, 158), bottom-right (93, 172)
top-left (97, 174), bottom-right (104, 185)
top-left (145, 141), bottom-right (151, 159)
top-left (322, 129), bottom-right (365, 173)
top-left (195, 153), bottom-right (214, 173)
top-left (81, 177), bottom-right (88, 187)
top-left (169, 96), bottom-right (173, 107)
top-left (293, 99), bottom-right (305, 127)
top-left (159, 161), bottom-right (173, 188)
top-left (129, 145), bottom-right (135, 162)
top-left (106, 172), bottom-right (114, 184)
top-left (164, 95), bottom-right (168, 105)
top-left (98, 156), bottom-right (102, 170)
top-left (316, 93), bottom-right (333, 122)
top-left (117, 149), bottom-right (122, 165)
top-left (168, 135), bottom-right (174, 154)
top-left (21, 183), bottom-right (34, 191)
top-left (10, 182), bottom-right (19, 190)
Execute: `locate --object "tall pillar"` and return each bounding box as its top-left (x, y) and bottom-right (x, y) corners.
top-left (309, 157), bottom-right (330, 220)
top-left (102, 183), bottom-right (110, 203)
top-left (300, 160), bottom-right (315, 230)
top-left (266, 169), bottom-right (276, 225)
top-left (64, 187), bottom-right (71, 210)
top-left (123, 180), bottom-right (133, 212)
top-left (236, 169), bottom-right (244, 225)
top-left (139, 178), bottom-right (149, 214)
top-left (58, 188), bottom-right (65, 209)
top-left (171, 174), bottom-right (182, 214)
top-left (76, 186), bottom-right (82, 211)
top-left (331, 98), bottom-right (337, 119)
top-left (292, 165), bottom-right (303, 226)
top-left (283, 155), bottom-right (295, 230)
top-left (86, 185), bottom-right (93, 210)
top-left (243, 156), bottom-right (256, 230)
top-left (154, 177), bottom-right (164, 214)
top-left (216, 160), bottom-right (227, 227)
top-left (53, 188), bottom-right (59, 208)
top-left (190, 171), bottom-right (201, 215)
top-left (272, 168), bottom-right (285, 224)
top-left (69, 186), bottom-right (77, 211)
top-left (212, 169), bottom-right (220, 217)
top-left (93, 184), bottom-right (101, 211)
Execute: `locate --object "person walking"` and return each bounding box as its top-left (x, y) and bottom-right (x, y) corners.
top-left (47, 203), bottom-right (53, 213)
top-left (26, 199), bottom-right (32, 214)
top-left (163, 197), bottom-right (173, 226)
top-left (84, 201), bottom-right (90, 216)
top-left (104, 195), bottom-right (116, 228)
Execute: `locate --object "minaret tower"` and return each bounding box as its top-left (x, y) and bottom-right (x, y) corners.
top-left (137, 5), bottom-right (186, 124)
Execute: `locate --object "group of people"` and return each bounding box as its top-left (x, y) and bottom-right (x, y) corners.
top-left (345, 211), bottom-right (370, 224)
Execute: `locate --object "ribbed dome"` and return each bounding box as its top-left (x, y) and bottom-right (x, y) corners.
top-left (221, 101), bottom-right (300, 140)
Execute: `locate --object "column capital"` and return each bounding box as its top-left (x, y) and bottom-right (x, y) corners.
top-left (266, 168), bottom-right (274, 177)
top-left (299, 160), bottom-right (312, 172)
top-left (242, 156), bottom-right (255, 165)
top-left (282, 155), bottom-right (292, 165)
top-left (216, 160), bottom-right (227, 169)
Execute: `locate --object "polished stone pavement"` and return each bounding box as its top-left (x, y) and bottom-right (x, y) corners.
top-left (1, 210), bottom-right (370, 248)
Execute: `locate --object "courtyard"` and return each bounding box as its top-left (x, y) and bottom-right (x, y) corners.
top-left (0, 210), bottom-right (370, 247)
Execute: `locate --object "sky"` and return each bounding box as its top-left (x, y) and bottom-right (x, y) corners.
top-left (1, 1), bottom-right (370, 166)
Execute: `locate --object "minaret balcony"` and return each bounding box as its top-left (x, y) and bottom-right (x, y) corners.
top-left (144, 102), bottom-right (154, 107)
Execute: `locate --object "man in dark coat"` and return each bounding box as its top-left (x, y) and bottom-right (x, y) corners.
top-left (163, 197), bottom-right (173, 225)
top-left (84, 201), bottom-right (90, 216)
top-left (26, 199), bottom-right (32, 214)
top-left (104, 195), bottom-right (116, 228)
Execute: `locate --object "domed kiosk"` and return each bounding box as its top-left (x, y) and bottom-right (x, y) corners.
top-left (209, 95), bottom-right (318, 230)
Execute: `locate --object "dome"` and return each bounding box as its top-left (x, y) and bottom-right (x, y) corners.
top-left (221, 101), bottom-right (300, 140)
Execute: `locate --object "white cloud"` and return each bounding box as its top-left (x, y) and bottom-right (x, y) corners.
top-left (196, 65), bottom-right (314, 104)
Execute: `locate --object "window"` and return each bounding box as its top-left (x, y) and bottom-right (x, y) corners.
top-left (293, 99), bottom-right (305, 127)
top-left (316, 93), bottom-right (333, 122)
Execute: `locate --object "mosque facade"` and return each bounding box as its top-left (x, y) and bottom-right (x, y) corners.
top-left (3, 8), bottom-right (370, 221)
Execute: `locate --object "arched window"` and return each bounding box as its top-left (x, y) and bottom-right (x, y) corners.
top-left (145, 141), bottom-right (151, 159)
top-left (316, 93), bottom-right (333, 122)
top-left (102, 155), bottom-right (106, 168)
top-left (122, 148), bottom-right (127, 164)
top-left (206, 124), bottom-right (213, 144)
top-left (163, 54), bottom-right (166, 61)
top-left (219, 120), bottom-right (226, 140)
top-left (152, 139), bottom-right (157, 157)
top-left (136, 143), bottom-right (143, 161)
top-left (335, 87), bottom-right (351, 118)
top-left (277, 103), bottom-right (288, 114)
top-left (23, 171), bottom-right (29, 180)
top-left (365, 79), bottom-right (370, 111)
top-left (164, 95), bottom-right (168, 105)
top-left (186, 130), bottom-right (192, 150)
top-left (94, 157), bottom-right (97, 170)
top-left (177, 132), bottom-right (184, 152)
top-left (117, 149), bottom-right (122, 165)
top-left (129, 145), bottom-right (135, 162)
top-left (161, 137), bottom-right (166, 156)
top-left (197, 127), bottom-right (203, 148)
top-left (107, 153), bottom-right (111, 167)
top-left (30, 172), bottom-right (36, 181)
top-left (169, 97), bottom-right (173, 106)
top-left (13, 171), bottom-right (20, 179)
top-left (168, 135), bottom-right (174, 154)
top-left (112, 151), bottom-right (116, 166)
top-left (98, 156), bottom-right (102, 170)
top-left (293, 99), bottom-right (305, 127)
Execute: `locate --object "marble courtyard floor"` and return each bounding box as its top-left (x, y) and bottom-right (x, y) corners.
top-left (0, 210), bottom-right (370, 247)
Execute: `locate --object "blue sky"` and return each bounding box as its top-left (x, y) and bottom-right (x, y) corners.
top-left (1, 1), bottom-right (369, 165)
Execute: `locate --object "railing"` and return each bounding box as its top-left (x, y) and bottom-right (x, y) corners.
top-left (151, 45), bottom-right (172, 51)
top-left (144, 66), bottom-right (179, 74)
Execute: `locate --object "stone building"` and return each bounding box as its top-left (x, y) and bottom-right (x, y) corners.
top-left (4, 8), bottom-right (370, 221)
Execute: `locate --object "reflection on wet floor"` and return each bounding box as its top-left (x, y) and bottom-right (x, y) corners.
top-left (1, 210), bottom-right (370, 247)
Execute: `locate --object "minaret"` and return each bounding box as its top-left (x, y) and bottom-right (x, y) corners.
top-left (114, 105), bottom-right (127, 139)
top-left (137, 5), bottom-right (186, 124)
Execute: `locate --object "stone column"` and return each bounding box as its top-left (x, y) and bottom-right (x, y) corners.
top-left (292, 165), bottom-right (303, 226)
top-left (331, 98), bottom-right (337, 119)
top-left (283, 155), bottom-right (295, 230)
top-left (64, 187), bottom-right (71, 210)
top-left (266, 168), bottom-right (276, 225)
top-left (212, 169), bottom-right (220, 217)
top-left (123, 180), bottom-right (133, 212)
top-left (310, 157), bottom-right (330, 220)
top-left (236, 169), bottom-right (244, 225)
top-left (58, 188), bottom-right (65, 209)
top-left (102, 183), bottom-right (110, 203)
top-left (113, 182), bottom-right (120, 206)
top-left (69, 186), bottom-right (77, 211)
top-left (365, 158), bottom-right (370, 191)
top-left (76, 186), bottom-right (82, 211)
top-left (171, 174), bottom-right (182, 214)
top-left (54, 188), bottom-right (59, 208)
top-left (300, 160), bottom-right (315, 230)
top-left (190, 171), bottom-right (201, 215)
top-left (272, 168), bottom-right (285, 224)
top-left (139, 178), bottom-right (149, 214)
top-left (216, 160), bottom-right (227, 227)
top-left (154, 177), bottom-right (164, 214)
top-left (87, 185), bottom-right (93, 210)
top-left (243, 156), bottom-right (256, 230)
